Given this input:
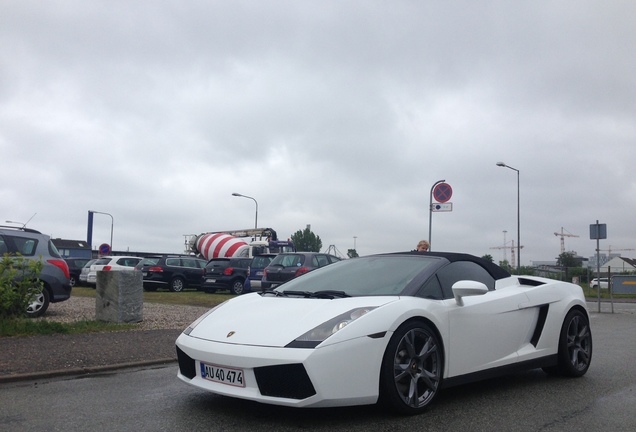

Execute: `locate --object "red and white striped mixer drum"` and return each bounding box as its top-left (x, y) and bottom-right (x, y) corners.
top-left (196, 233), bottom-right (249, 261)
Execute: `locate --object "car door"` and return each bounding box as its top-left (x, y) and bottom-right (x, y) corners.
top-left (181, 258), bottom-right (204, 287)
top-left (436, 261), bottom-right (534, 377)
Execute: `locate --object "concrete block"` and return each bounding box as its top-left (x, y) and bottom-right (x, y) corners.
top-left (95, 270), bottom-right (143, 323)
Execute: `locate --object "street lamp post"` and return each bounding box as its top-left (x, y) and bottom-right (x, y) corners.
top-left (232, 193), bottom-right (258, 229)
top-left (496, 162), bottom-right (520, 273)
top-left (89, 210), bottom-right (114, 253)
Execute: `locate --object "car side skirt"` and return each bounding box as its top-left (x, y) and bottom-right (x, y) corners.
top-left (441, 355), bottom-right (558, 389)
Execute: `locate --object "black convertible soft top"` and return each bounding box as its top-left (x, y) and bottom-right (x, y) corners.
top-left (396, 251), bottom-right (512, 280)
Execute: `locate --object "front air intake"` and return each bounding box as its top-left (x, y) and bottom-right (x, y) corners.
top-left (176, 346), bottom-right (196, 379)
top-left (254, 363), bottom-right (316, 399)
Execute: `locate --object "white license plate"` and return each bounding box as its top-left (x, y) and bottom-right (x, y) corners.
top-left (200, 362), bottom-right (245, 387)
top-left (206, 278), bottom-right (216, 283)
top-left (256, 271), bottom-right (263, 276)
top-left (142, 272), bottom-right (147, 276)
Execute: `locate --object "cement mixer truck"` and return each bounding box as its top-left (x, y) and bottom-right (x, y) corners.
top-left (184, 228), bottom-right (295, 261)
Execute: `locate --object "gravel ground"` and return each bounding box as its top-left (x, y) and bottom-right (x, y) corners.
top-left (33, 295), bottom-right (210, 330)
top-left (0, 297), bottom-right (212, 380)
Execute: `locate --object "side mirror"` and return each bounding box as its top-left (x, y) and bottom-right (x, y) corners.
top-left (452, 280), bottom-right (489, 306)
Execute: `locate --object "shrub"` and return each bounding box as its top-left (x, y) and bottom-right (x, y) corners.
top-left (0, 254), bottom-right (44, 318)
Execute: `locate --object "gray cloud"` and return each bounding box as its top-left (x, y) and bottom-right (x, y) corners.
top-left (1, 0), bottom-right (634, 264)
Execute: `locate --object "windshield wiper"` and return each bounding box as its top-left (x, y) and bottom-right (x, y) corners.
top-left (280, 290), bottom-right (313, 297)
top-left (260, 290), bottom-right (284, 297)
top-left (310, 290), bottom-right (350, 299)
top-left (266, 290), bottom-right (351, 299)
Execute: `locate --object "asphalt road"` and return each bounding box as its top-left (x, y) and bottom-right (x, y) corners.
top-left (1, 304), bottom-right (634, 432)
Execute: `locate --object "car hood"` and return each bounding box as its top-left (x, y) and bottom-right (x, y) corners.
top-left (186, 293), bottom-right (397, 347)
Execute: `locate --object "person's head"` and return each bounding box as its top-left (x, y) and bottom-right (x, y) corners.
top-left (416, 240), bottom-right (429, 252)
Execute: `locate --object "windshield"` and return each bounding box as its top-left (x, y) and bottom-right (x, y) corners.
top-left (270, 254), bottom-right (305, 267)
top-left (275, 255), bottom-right (436, 297)
top-left (252, 255), bottom-right (274, 268)
top-left (205, 259), bottom-right (230, 270)
top-left (139, 257), bottom-right (161, 266)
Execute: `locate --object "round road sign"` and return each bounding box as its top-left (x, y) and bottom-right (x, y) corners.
top-left (99, 243), bottom-right (111, 255)
top-left (433, 183), bottom-right (453, 203)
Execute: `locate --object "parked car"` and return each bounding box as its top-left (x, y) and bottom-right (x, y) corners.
top-left (64, 257), bottom-right (93, 287)
top-left (0, 225), bottom-right (71, 317)
top-left (79, 259), bottom-right (97, 285)
top-left (135, 256), bottom-right (207, 292)
top-left (261, 252), bottom-right (341, 289)
top-left (245, 253), bottom-right (277, 292)
top-left (589, 278), bottom-right (609, 289)
top-left (86, 255), bottom-right (142, 285)
top-left (176, 251), bottom-right (592, 414)
top-left (201, 257), bottom-right (252, 295)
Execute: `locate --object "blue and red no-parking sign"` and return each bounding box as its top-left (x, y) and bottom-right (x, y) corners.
top-left (433, 183), bottom-right (453, 203)
top-left (99, 243), bottom-right (111, 255)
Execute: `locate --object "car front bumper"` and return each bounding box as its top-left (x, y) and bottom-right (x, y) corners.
top-left (175, 331), bottom-right (386, 408)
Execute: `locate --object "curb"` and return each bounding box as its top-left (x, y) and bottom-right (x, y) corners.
top-left (0, 358), bottom-right (177, 384)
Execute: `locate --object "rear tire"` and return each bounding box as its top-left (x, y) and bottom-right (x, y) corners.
top-left (26, 286), bottom-right (50, 318)
top-left (169, 278), bottom-right (184, 292)
top-left (231, 279), bottom-right (244, 295)
top-left (545, 309), bottom-right (592, 377)
top-left (379, 320), bottom-right (443, 415)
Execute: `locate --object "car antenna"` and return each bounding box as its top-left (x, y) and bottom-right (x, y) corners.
top-left (22, 213), bottom-right (37, 228)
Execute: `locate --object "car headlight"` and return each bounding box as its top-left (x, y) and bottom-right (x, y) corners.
top-left (286, 307), bottom-right (376, 348)
top-left (183, 301), bottom-right (228, 335)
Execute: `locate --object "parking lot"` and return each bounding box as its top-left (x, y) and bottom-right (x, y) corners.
top-left (1, 302), bottom-right (634, 431)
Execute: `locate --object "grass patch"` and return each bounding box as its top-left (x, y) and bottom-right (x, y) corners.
top-left (72, 286), bottom-right (234, 307)
top-left (581, 285), bottom-right (635, 300)
top-left (0, 317), bottom-right (136, 337)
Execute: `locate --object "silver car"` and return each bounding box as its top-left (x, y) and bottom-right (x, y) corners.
top-left (0, 225), bottom-right (72, 317)
top-left (79, 258), bottom-right (97, 285)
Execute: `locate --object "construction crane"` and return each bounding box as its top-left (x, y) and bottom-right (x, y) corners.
top-left (554, 227), bottom-right (579, 254)
top-left (490, 240), bottom-right (523, 269)
top-left (598, 246), bottom-right (635, 255)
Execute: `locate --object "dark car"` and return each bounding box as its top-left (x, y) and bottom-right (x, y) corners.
top-left (0, 225), bottom-right (71, 317)
top-left (201, 257), bottom-right (252, 295)
top-left (261, 252), bottom-right (341, 289)
top-left (135, 256), bottom-right (207, 292)
top-left (245, 253), bottom-right (277, 292)
top-left (64, 257), bottom-right (92, 287)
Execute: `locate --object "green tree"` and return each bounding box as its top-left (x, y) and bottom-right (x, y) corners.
top-left (481, 254), bottom-right (494, 263)
top-left (0, 254), bottom-right (44, 318)
top-left (291, 227), bottom-right (322, 252)
top-left (499, 259), bottom-right (511, 272)
top-left (518, 265), bottom-right (536, 276)
top-left (557, 251), bottom-right (580, 268)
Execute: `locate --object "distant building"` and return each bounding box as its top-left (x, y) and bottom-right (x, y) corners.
top-left (588, 253), bottom-right (621, 269)
top-left (52, 239), bottom-right (92, 259)
top-left (600, 256), bottom-right (636, 274)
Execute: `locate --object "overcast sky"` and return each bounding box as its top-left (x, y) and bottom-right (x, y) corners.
top-left (2, 1), bottom-right (634, 265)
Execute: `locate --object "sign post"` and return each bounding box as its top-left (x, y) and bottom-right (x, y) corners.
top-left (428, 181), bottom-right (453, 251)
top-left (590, 220), bottom-right (608, 313)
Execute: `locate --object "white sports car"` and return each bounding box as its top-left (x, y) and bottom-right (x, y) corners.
top-left (175, 252), bottom-right (592, 415)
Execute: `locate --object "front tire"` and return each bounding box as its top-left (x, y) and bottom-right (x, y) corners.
top-left (547, 309), bottom-right (592, 377)
top-left (379, 320), bottom-right (443, 415)
top-left (26, 287), bottom-right (50, 318)
top-left (169, 277), bottom-right (184, 292)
